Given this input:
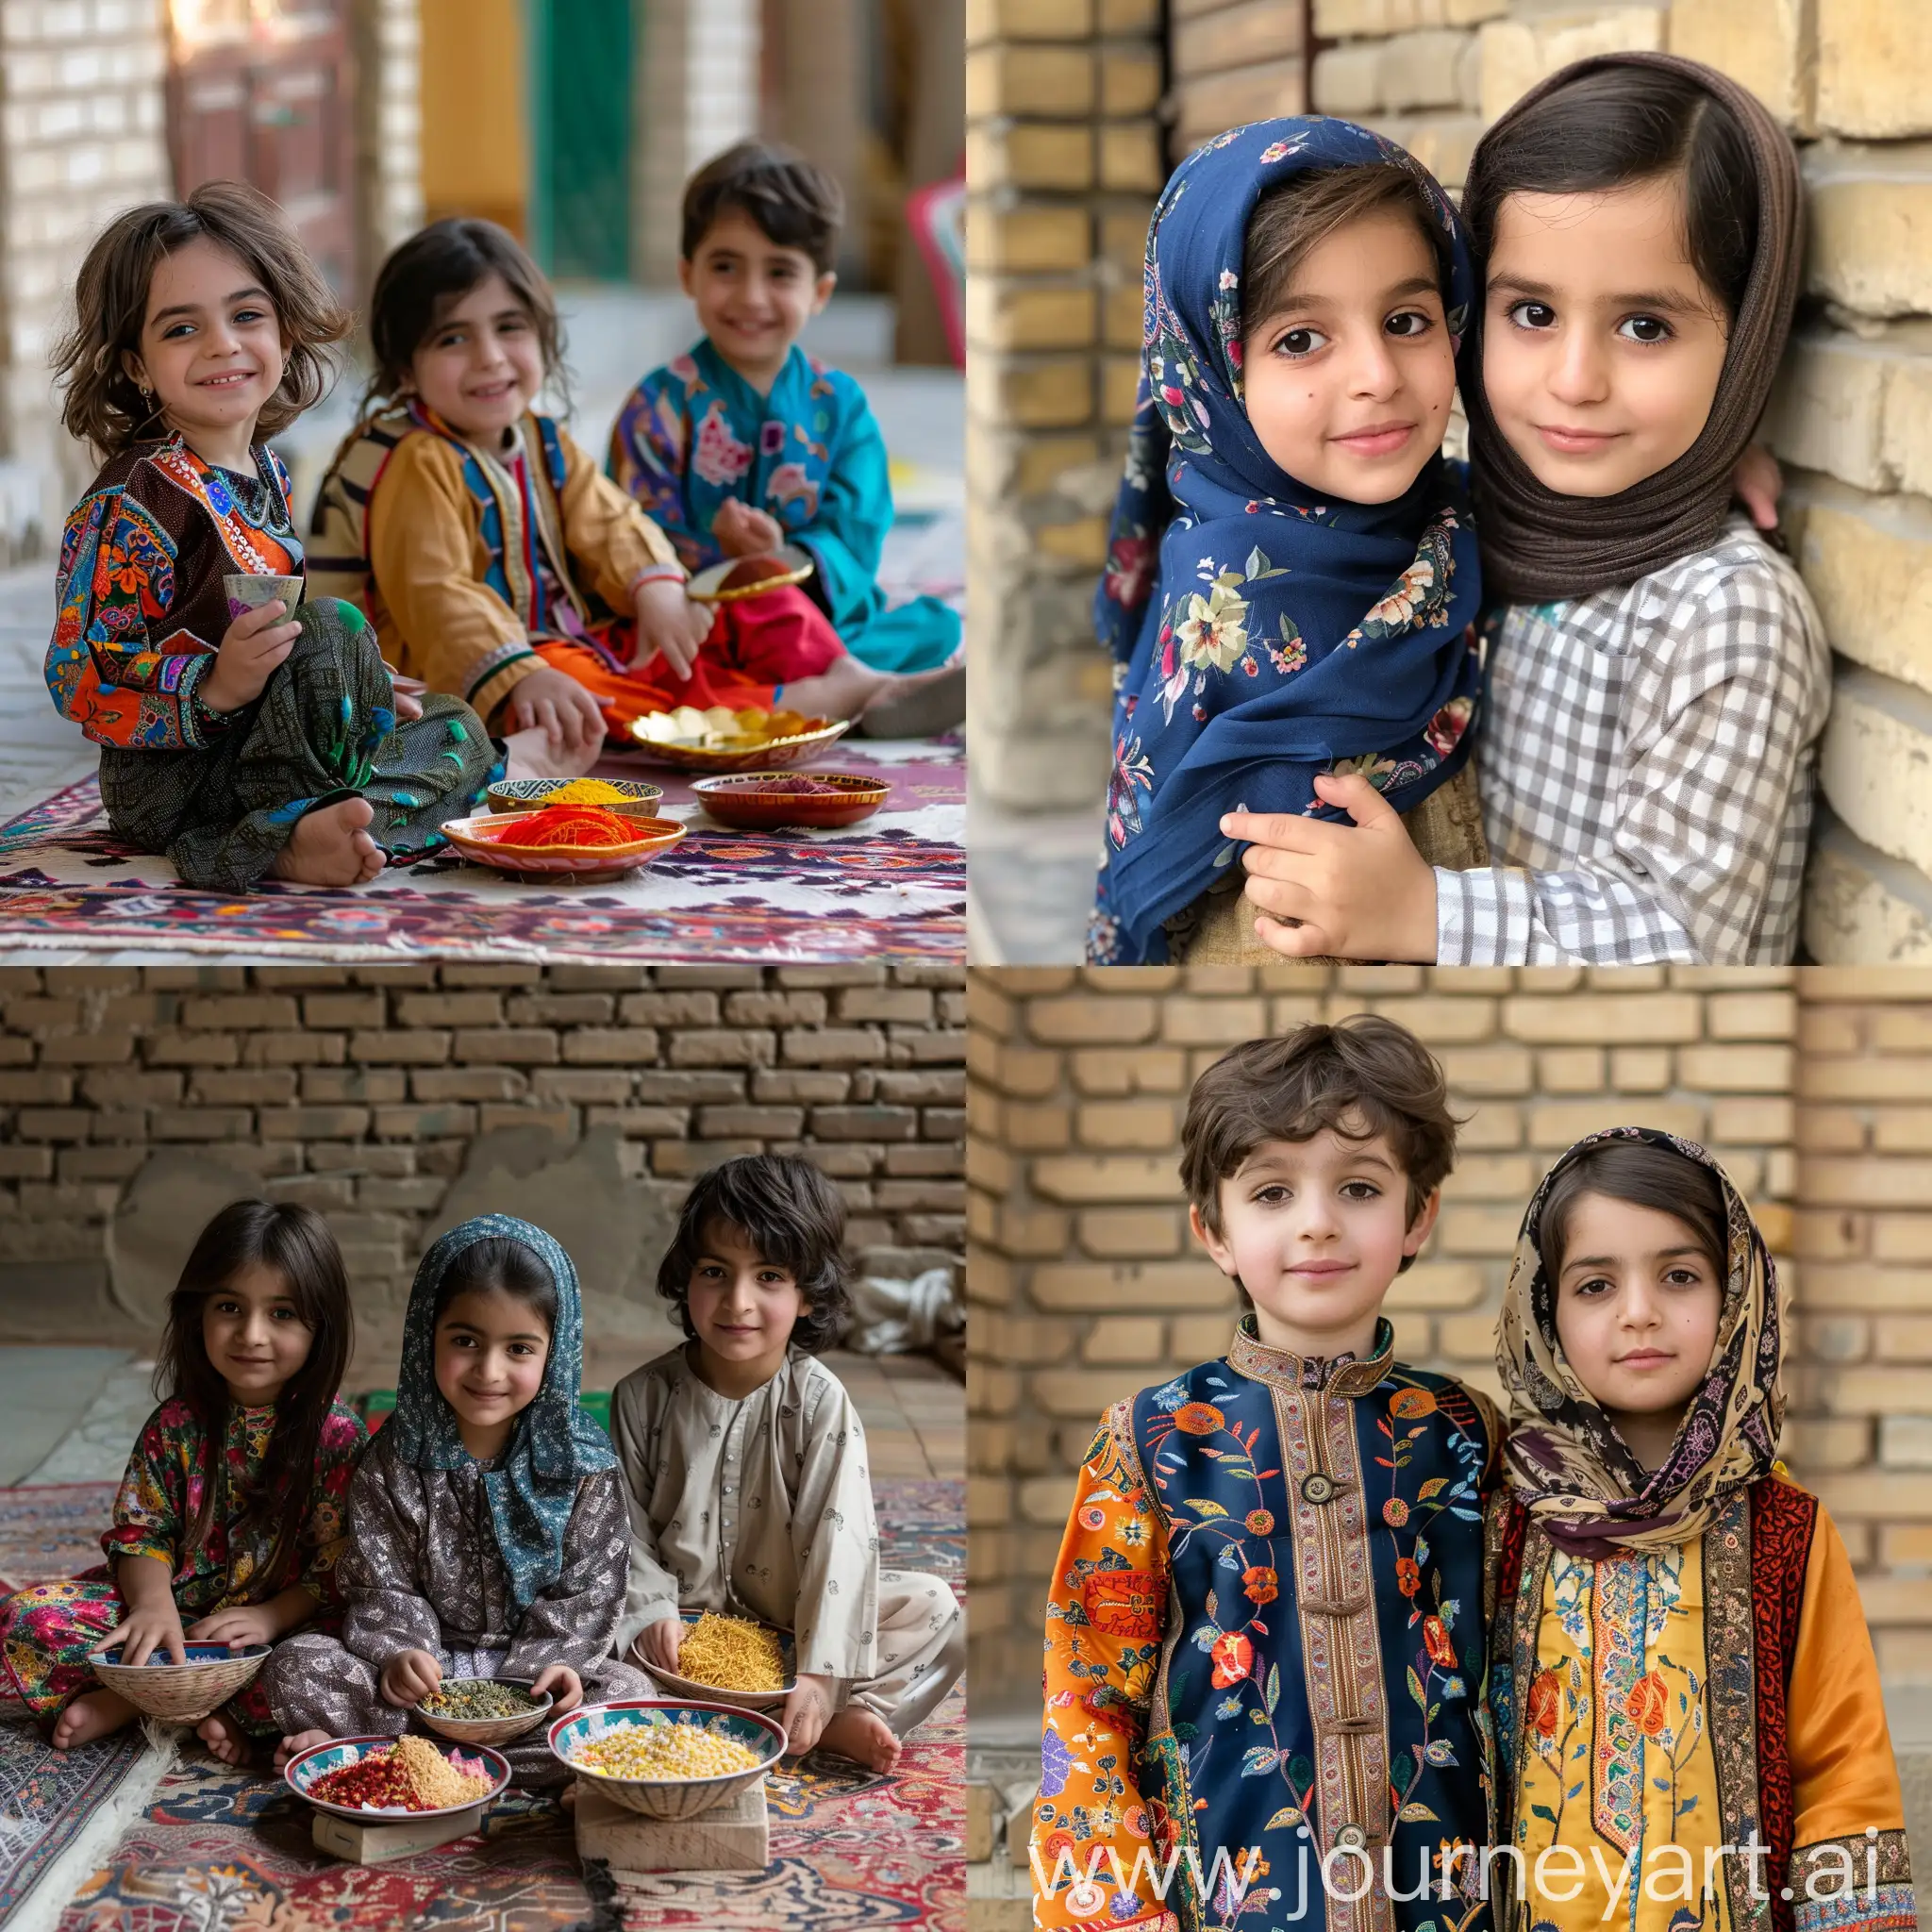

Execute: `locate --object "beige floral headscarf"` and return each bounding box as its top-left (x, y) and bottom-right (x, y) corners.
top-left (1495, 1126), bottom-right (1784, 1558)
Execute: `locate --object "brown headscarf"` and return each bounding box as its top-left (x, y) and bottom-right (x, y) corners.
top-left (1495, 1125), bottom-right (1785, 1559)
top-left (1462, 51), bottom-right (1805, 601)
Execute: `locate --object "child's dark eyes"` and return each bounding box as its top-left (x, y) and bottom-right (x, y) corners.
top-left (1271, 326), bottom-right (1325, 359)
top-left (1385, 309), bottom-right (1433, 339)
top-left (1506, 300), bottom-right (1557, 331)
top-left (1617, 314), bottom-right (1673, 344)
top-left (1340, 1180), bottom-right (1381, 1201)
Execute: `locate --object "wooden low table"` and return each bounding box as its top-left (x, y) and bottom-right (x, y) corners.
top-left (574, 1776), bottom-right (771, 1874)
top-left (311, 1804), bottom-right (487, 1863)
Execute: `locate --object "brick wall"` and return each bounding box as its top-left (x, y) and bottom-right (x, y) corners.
top-left (966, 965), bottom-right (1932, 1711)
top-left (353, 0), bottom-right (425, 287)
top-left (0, 962), bottom-right (964, 1358)
top-left (965, 0), bottom-right (1165, 811)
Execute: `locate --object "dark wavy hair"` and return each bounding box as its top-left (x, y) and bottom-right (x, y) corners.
top-left (657, 1155), bottom-right (851, 1353)
top-left (430, 1235), bottom-right (558, 1331)
top-left (681, 141), bottom-right (844, 274)
top-left (153, 1200), bottom-right (354, 1588)
top-left (54, 180), bottom-right (351, 458)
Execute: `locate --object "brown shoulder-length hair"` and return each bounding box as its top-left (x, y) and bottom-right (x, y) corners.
top-left (53, 180), bottom-right (351, 460)
top-left (154, 1199), bottom-right (355, 1587)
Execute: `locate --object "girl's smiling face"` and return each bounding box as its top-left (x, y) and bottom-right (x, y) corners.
top-left (127, 235), bottom-right (287, 446)
top-left (1550, 1191), bottom-right (1724, 1465)
top-left (434, 1286), bottom-right (551, 1457)
top-left (406, 271), bottom-right (546, 441)
top-left (202, 1260), bottom-right (313, 1407)
top-left (1241, 207), bottom-right (1456, 504)
top-left (1481, 173), bottom-right (1732, 497)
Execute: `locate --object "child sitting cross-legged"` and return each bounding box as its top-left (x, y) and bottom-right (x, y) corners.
top-left (611, 1154), bottom-right (963, 1773)
top-left (1034, 1017), bottom-right (1504, 1931)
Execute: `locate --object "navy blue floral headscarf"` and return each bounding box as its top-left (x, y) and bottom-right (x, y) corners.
top-left (1089, 117), bottom-right (1485, 966)
top-left (391, 1214), bottom-right (616, 1617)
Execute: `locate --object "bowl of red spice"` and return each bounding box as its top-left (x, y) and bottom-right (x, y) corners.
top-left (441, 806), bottom-right (688, 884)
top-left (691, 771), bottom-right (891, 831)
top-left (285, 1732), bottom-right (512, 1823)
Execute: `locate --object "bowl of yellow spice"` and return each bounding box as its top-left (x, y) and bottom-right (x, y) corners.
top-left (486, 775), bottom-right (663, 821)
top-left (647, 1611), bottom-right (796, 1711)
top-left (549, 1699), bottom-right (787, 1819)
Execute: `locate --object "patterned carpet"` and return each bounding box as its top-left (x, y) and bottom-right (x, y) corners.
top-left (0, 742), bottom-right (963, 963)
top-left (26, 1476), bottom-right (963, 1932)
top-left (0, 1484), bottom-right (118, 1598)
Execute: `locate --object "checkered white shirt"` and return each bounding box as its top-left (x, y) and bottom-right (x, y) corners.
top-left (1436, 518), bottom-right (1831, 965)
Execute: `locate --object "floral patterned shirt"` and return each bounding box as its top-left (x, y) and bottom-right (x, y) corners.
top-left (103, 1396), bottom-right (367, 1616)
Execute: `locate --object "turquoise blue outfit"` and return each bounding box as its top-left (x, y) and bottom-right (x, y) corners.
top-left (607, 340), bottom-right (961, 675)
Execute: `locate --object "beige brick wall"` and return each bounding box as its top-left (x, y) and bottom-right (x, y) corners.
top-left (353, 0), bottom-right (426, 286)
top-left (0, 962), bottom-right (964, 1355)
top-left (966, 965), bottom-right (1932, 1711)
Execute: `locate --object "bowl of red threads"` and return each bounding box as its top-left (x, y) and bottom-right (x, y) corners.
top-left (285, 1732), bottom-right (512, 1823)
top-left (691, 771), bottom-right (891, 831)
top-left (441, 804), bottom-right (687, 883)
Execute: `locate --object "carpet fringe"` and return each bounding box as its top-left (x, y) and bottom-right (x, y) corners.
top-left (7, 1717), bottom-right (180, 1932)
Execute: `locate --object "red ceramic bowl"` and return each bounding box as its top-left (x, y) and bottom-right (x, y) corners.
top-left (691, 771), bottom-right (891, 831)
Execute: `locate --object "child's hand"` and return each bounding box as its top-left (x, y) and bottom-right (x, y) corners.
top-left (379, 1648), bottom-right (442, 1707)
top-left (1222, 772), bottom-right (1440, 963)
top-left (202, 601), bottom-right (302, 714)
top-left (503, 666), bottom-right (606, 755)
top-left (529, 1663), bottom-right (583, 1715)
top-left (109, 1602), bottom-right (188, 1669)
top-left (779, 1674), bottom-right (834, 1757)
top-left (632, 1616), bottom-right (685, 1674)
top-left (713, 498), bottom-right (785, 558)
top-left (631, 577), bottom-right (712, 682)
top-left (382, 668), bottom-right (426, 724)
top-left (186, 1606), bottom-right (276, 1651)
top-left (1732, 441), bottom-right (1784, 531)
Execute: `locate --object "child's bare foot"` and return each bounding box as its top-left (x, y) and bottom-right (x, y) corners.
top-left (274, 1727), bottom-right (330, 1773)
top-left (504, 724), bottom-right (603, 782)
top-left (815, 1707), bottom-right (901, 1774)
top-left (196, 1709), bottom-right (255, 1766)
top-left (270, 797), bottom-right (384, 886)
top-left (785, 658), bottom-right (965, 735)
top-left (51, 1687), bottom-right (138, 1751)
top-left (782, 656), bottom-right (896, 722)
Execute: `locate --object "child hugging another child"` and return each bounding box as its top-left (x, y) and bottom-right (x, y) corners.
top-left (608, 142), bottom-right (964, 732)
top-left (0, 1203), bottom-right (364, 1765)
top-left (1034, 1018), bottom-right (1504, 1932)
top-left (612, 1155), bottom-right (963, 1773)
top-left (1486, 1131), bottom-right (1915, 1932)
top-left (1226, 56), bottom-right (1830, 966)
top-left (308, 216), bottom-right (933, 758)
top-left (45, 184), bottom-right (507, 893)
top-left (1086, 117), bottom-right (1487, 966)
top-left (265, 1216), bottom-right (650, 1783)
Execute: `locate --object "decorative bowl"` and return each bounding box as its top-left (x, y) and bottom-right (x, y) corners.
top-left (643, 1614), bottom-right (797, 1711)
top-left (691, 771), bottom-right (889, 832)
top-left (440, 811), bottom-right (686, 885)
top-left (625, 710), bottom-right (851, 774)
top-left (485, 776), bottom-right (662, 820)
top-left (414, 1678), bottom-right (555, 1747)
top-left (686, 544), bottom-right (814, 604)
top-left (88, 1641), bottom-right (271, 1723)
top-left (283, 1732), bottom-right (512, 1823)
top-left (548, 1699), bottom-right (787, 1821)
top-left (223, 573), bottom-right (305, 623)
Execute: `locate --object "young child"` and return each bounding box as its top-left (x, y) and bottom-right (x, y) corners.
top-left (611, 1154), bottom-right (962, 1773)
top-left (0, 1201), bottom-right (364, 1764)
top-left (608, 141), bottom-right (964, 716)
top-left (308, 217), bottom-right (927, 751)
top-left (1484, 1130), bottom-right (1913, 1932)
top-left (1034, 1018), bottom-right (1503, 1930)
top-left (264, 1216), bottom-right (649, 1783)
top-left (1085, 117), bottom-right (1487, 966)
top-left (1224, 55), bottom-right (1829, 967)
top-left (44, 183), bottom-right (508, 893)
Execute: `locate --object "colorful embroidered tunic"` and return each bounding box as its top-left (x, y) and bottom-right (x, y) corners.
top-left (608, 340), bottom-right (962, 675)
top-left (1035, 1319), bottom-right (1503, 1932)
top-left (0, 1395), bottom-right (365, 1734)
top-left (1485, 1474), bottom-right (1916, 1932)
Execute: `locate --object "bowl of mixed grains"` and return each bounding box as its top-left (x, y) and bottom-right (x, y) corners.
top-left (413, 1676), bottom-right (554, 1747)
top-left (647, 1610), bottom-right (796, 1710)
top-left (548, 1699), bottom-right (787, 1820)
top-left (284, 1732), bottom-right (512, 1823)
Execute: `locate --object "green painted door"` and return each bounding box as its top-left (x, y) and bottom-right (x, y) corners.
top-left (526, 0), bottom-right (635, 279)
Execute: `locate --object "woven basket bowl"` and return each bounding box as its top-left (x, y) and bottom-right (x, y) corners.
top-left (548, 1699), bottom-right (785, 1820)
top-left (416, 1680), bottom-right (554, 1746)
top-left (90, 1641), bottom-right (270, 1722)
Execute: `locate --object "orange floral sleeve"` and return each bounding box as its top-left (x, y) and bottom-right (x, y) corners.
top-left (1032, 1403), bottom-right (1177, 1932)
